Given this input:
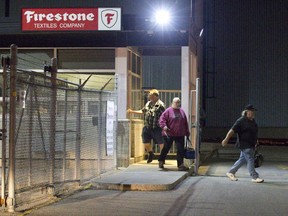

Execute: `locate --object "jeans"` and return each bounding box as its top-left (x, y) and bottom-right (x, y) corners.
top-left (228, 148), bottom-right (259, 179)
top-left (158, 136), bottom-right (185, 167)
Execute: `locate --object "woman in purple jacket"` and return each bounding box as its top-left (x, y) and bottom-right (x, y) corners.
top-left (158, 97), bottom-right (190, 171)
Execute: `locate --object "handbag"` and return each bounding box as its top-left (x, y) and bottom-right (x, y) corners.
top-left (254, 145), bottom-right (264, 168)
top-left (184, 137), bottom-right (195, 159)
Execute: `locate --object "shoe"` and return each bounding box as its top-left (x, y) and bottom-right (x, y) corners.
top-left (159, 161), bottom-right (164, 168)
top-left (178, 164), bottom-right (189, 171)
top-left (147, 152), bottom-right (155, 163)
top-left (226, 172), bottom-right (238, 181)
top-left (252, 178), bottom-right (264, 183)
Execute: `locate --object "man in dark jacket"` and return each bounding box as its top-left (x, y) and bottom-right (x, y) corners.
top-left (222, 104), bottom-right (264, 183)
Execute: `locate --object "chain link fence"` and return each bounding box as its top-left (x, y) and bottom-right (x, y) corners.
top-left (1, 47), bottom-right (118, 211)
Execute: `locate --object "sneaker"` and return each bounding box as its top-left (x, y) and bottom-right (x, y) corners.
top-left (178, 164), bottom-right (189, 171)
top-left (252, 178), bottom-right (264, 183)
top-left (226, 172), bottom-right (238, 181)
top-left (147, 152), bottom-right (155, 163)
top-left (159, 161), bottom-right (164, 169)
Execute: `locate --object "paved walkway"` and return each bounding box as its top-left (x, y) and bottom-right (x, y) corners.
top-left (91, 142), bottom-right (219, 191)
top-left (91, 159), bottom-right (194, 191)
top-left (1, 142), bottom-right (288, 215)
top-left (91, 142), bottom-right (288, 192)
top-left (22, 144), bottom-right (288, 216)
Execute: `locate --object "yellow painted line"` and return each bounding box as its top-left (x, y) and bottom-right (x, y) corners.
top-left (277, 165), bottom-right (288, 170)
top-left (198, 165), bottom-right (209, 175)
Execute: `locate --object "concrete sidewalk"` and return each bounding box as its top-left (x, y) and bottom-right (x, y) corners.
top-left (90, 142), bottom-right (218, 191)
top-left (90, 142), bottom-right (288, 192)
top-left (91, 159), bottom-right (194, 191)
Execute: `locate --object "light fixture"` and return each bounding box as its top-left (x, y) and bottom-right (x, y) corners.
top-left (199, 28), bottom-right (204, 37)
top-left (154, 9), bottom-right (171, 26)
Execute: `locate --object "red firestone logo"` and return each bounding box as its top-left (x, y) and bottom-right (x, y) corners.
top-left (105, 13), bottom-right (115, 25)
top-left (101, 9), bottom-right (118, 28)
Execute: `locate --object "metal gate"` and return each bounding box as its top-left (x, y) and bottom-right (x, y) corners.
top-left (0, 45), bottom-right (118, 212)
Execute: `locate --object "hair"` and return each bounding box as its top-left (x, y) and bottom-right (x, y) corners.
top-left (149, 89), bottom-right (159, 96)
top-left (172, 97), bottom-right (181, 103)
top-left (171, 97), bottom-right (181, 108)
top-left (241, 110), bottom-right (247, 116)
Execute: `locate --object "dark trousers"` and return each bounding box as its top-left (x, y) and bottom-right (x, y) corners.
top-left (158, 136), bottom-right (185, 167)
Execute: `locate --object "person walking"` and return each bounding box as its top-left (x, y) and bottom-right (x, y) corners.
top-left (221, 104), bottom-right (264, 183)
top-left (127, 89), bottom-right (165, 163)
top-left (158, 97), bottom-right (190, 171)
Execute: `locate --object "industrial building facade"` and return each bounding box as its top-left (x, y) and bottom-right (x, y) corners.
top-left (0, 0), bottom-right (204, 211)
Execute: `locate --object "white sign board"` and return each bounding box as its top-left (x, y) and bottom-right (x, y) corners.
top-left (106, 101), bottom-right (114, 156)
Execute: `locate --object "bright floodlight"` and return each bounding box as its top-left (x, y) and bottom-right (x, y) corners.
top-left (155, 9), bottom-right (171, 25)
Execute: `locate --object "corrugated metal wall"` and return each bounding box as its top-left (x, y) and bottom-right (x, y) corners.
top-left (142, 55), bottom-right (181, 90)
top-left (205, 0), bottom-right (288, 128)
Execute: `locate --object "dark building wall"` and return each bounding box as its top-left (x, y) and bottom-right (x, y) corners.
top-left (204, 0), bottom-right (288, 130)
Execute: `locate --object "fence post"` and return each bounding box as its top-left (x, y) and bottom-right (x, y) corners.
top-left (62, 90), bottom-right (68, 181)
top-left (1, 56), bottom-right (8, 208)
top-left (7, 44), bottom-right (17, 212)
top-left (194, 78), bottom-right (200, 175)
top-left (48, 57), bottom-right (57, 195)
top-left (114, 74), bottom-right (118, 168)
top-left (75, 82), bottom-right (81, 181)
top-left (97, 92), bottom-right (103, 175)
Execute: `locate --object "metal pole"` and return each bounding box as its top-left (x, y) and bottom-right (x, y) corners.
top-left (28, 81), bottom-right (33, 187)
top-left (48, 58), bottom-right (57, 195)
top-left (62, 90), bottom-right (67, 181)
top-left (114, 74), bottom-right (118, 168)
top-left (1, 56), bottom-right (8, 207)
top-left (194, 78), bottom-right (200, 175)
top-left (75, 83), bottom-right (81, 181)
top-left (97, 93), bottom-right (102, 175)
top-left (7, 44), bottom-right (17, 212)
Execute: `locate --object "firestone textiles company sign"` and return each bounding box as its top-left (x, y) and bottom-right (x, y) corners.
top-left (22, 8), bottom-right (121, 31)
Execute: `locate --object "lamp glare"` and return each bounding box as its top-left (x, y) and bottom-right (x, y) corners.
top-left (155, 10), bottom-right (171, 25)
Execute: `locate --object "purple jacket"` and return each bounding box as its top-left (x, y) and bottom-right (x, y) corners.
top-left (159, 107), bottom-right (190, 137)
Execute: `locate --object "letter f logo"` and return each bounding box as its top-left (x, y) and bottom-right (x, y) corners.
top-left (101, 9), bottom-right (118, 29)
top-left (105, 13), bottom-right (115, 25)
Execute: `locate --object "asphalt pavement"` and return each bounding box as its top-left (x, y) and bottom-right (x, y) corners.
top-left (1, 143), bottom-right (288, 215)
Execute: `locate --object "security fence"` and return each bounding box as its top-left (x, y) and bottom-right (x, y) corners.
top-left (0, 45), bottom-right (118, 212)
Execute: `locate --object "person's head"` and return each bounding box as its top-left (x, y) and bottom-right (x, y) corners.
top-left (242, 104), bottom-right (257, 119)
top-left (148, 89), bottom-right (159, 102)
top-left (172, 97), bottom-right (181, 109)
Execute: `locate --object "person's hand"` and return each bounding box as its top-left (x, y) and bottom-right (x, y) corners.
top-left (127, 108), bottom-right (132, 113)
top-left (163, 126), bottom-right (169, 131)
top-left (221, 139), bottom-right (228, 147)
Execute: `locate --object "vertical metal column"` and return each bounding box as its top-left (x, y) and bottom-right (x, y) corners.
top-left (62, 90), bottom-right (68, 181)
top-left (28, 80), bottom-right (33, 187)
top-left (194, 78), bottom-right (200, 175)
top-left (48, 58), bottom-right (57, 194)
top-left (1, 56), bottom-right (8, 207)
top-left (97, 93), bottom-right (103, 175)
top-left (113, 75), bottom-right (118, 168)
top-left (7, 44), bottom-right (17, 212)
top-left (75, 85), bottom-right (81, 181)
